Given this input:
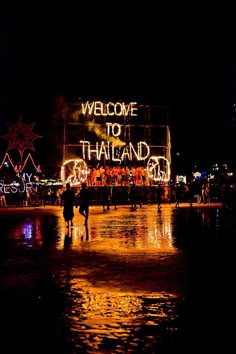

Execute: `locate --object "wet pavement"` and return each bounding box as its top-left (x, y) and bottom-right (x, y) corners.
top-left (0, 203), bottom-right (235, 353)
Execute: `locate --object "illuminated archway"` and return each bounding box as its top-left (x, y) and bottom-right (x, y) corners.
top-left (60, 158), bottom-right (90, 186)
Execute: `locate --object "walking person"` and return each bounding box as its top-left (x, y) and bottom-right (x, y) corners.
top-left (129, 184), bottom-right (137, 210)
top-left (175, 182), bottom-right (185, 208)
top-left (102, 183), bottom-right (111, 211)
top-left (0, 189), bottom-right (7, 207)
top-left (111, 185), bottom-right (119, 209)
top-left (156, 183), bottom-right (164, 211)
top-left (78, 182), bottom-right (90, 225)
top-left (60, 182), bottom-right (76, 228)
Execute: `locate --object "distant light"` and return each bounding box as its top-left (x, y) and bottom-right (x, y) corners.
top-left (193, 171), bottom-right (201, 178)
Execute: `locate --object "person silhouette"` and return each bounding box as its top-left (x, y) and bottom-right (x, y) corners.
top-left (156, 184), bottom-right (164, 211)
top-left (102, 184), bottom-right (111, 211)
top-left (129, 184), bottom-right (137, 210)
top-left (60, 182), bottom-right (76, 228)
top-left (78, 182), bottom-right (90, 225)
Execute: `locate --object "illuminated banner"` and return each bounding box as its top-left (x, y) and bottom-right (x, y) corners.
top-left (81, 101), bottom-right (138, 117)
top-left (0, 174), bottom-right (37, 194)
top-left (80, 141), bottom-right (150, 162)
top-left (62, 100), bottom-right (171, 184)
top-left (78, 101), bottom-right (149, 162)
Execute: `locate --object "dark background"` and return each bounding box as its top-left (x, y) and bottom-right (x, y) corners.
top-left (1, 2), bottom-right (235, 173)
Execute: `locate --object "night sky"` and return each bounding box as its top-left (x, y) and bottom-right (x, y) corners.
top-left (0, 2), bottom-right (235, 172)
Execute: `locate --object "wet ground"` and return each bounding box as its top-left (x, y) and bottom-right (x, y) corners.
top-left (0, 203), bottom-right (235, 353)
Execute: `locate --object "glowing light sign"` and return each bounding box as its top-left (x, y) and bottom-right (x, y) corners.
top-left (81, 101), bottom-right (138, 117)
top-left (62, 100), bottom-right (171, 184)
top-left (146, 156), bottom-right (171, 182)
top-left (80, 141), bottom-right (150, 162)
top-left (61, 159), bottom-right (90, 186)
top-left (0, 174), bottom-right (37, 194)
top-left (79, 104), bottom-right (149, 162)
top-left (0, 182), bottom-right (36, 194)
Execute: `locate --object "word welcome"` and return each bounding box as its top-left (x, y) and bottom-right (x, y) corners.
top-left (81, 101), bottom-right (138, 117)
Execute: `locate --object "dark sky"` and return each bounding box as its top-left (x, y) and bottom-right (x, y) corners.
top-left (1, 2), bottom-right (235, 171)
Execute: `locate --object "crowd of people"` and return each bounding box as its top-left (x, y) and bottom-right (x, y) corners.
top-left (84, 165), bottom-right (152, 187)
top-left (1, 176), bottom-right (236, 218)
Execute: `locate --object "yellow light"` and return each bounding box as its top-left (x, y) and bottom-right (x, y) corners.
top-left (81, 101), bottom-right (138, 117)
top-left (147, 156), bottom-right (170, 182)
top-left (61, 158), bottom-right (90, 186)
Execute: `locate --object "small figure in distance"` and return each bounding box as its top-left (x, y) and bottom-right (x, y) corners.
top-left (129, 183), bottom-right (137, 210)
top-left (102, 183), bottom-right (111, 212)
top-left (78, 182), bottom-right (90, 225)
top-left (157, 183), bottom-right (164, 211)
top-left (111, 185), bottom-right (119, 210)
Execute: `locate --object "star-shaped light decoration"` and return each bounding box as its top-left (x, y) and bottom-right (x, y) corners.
top-left (1, 116), bottom-right (42, 160)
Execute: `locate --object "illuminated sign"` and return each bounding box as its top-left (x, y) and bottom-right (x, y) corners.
top-left (81, 101), bottom-right (138, 117)
top-left (79, 102), bottom-right (149, 162)
top-left (62, 100), bottom-right (171, 184)
top-left (0, 153), bottom-right (41, 173)
top-left (0, 174), bottom-right (37, 194)
top-left (147, 156), bottom-right (171, 182)
top-left (61, 159), bottom-right (89, 186)
top-left (80, 141), bottom-right (150, 162)
top-left (176, 175), bottom-right (187, 184)
top-left (0, 182), bottom-right (36, 194)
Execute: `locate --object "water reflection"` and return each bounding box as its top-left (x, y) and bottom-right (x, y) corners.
top-left (0, 215), bottom-right (44, 248)
top-left (1, 205), bottom-right (233, 352)
top-left (56, 207), bottom-right (182, 351)
top-left (60, 271), bottom-right (181, 352)
top-left (56, 206), bottom-right (176, 254)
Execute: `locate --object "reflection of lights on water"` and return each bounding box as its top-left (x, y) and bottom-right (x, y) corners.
top-left (72, 225), bottom-right (88, 241)
top-left (145, 217), bottom-right (173, 248)
top-left (57, 219), bottom-right (90, 249)
top-left (8, 217), bottom-right (43, 246)
top-left (80, 292), bottom-right (143, 318)
top-left (56, 208), bottom-right (175, 252)
top-left (35, 218), bottom-right (40, 239)
top-left (65, 283), bottom-right (179, 347)
top-left (146, 222), bottom-right (173, 249)
top-left (23, 222), bottom-right (33, 239)
top-left (68, 288), bottom-right (145, 331)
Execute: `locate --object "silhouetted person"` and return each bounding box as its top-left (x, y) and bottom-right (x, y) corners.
top-left (78, 182), bottom-right (90, 225)
top-left (175, 182), bottom-right (192, 207)
top-left (111, 186), bottom-right (119, 209)
top-left (129, 184), bottom-right (137, 210)
top-left (175, 182), bottom-right (185, 208)
top-left (102, 184), bottom-right (111, 211)
top-left (60, 182), bottom-right (76, 228)
top-left (186, 183), bottom-right (194, 206)
top-left (156, 184), bottom-right (164, 211)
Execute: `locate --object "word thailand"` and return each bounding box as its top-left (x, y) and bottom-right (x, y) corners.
top-left (80, 141), bottom-right (150, 161)
top-left (81, 101), bottom-right (138, 117)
